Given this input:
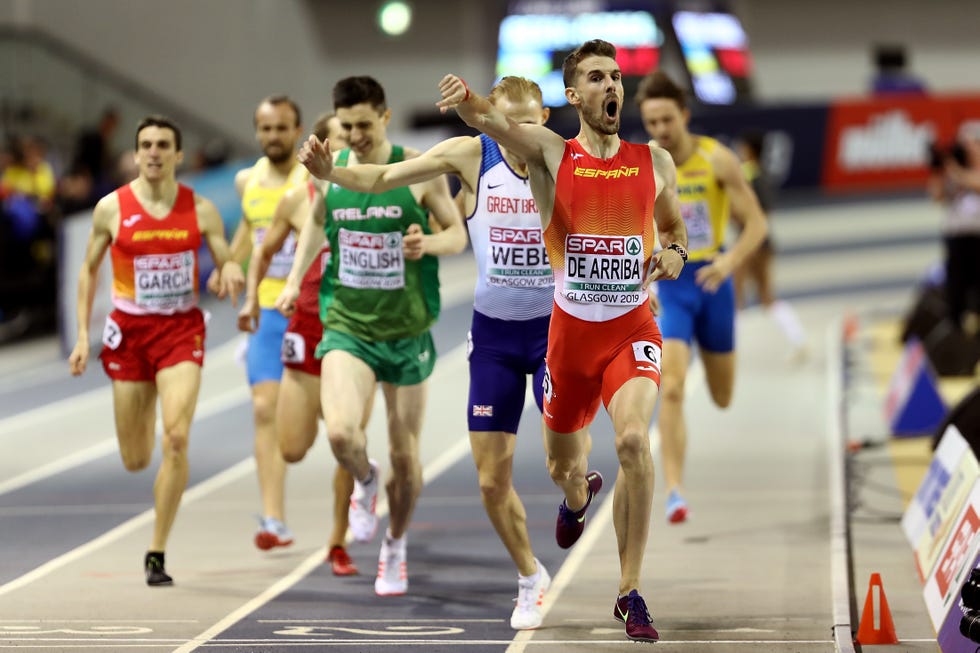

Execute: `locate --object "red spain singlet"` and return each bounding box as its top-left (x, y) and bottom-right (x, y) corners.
top-left (542, 139), bottom-right (663, 433)
top-left (545, 138), bottom-right (658, 322)
top-left (110, 183), bottom-right (202, 315)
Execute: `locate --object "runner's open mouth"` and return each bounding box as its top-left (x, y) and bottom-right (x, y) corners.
top-left (605, 99), bottom-right (618, 118)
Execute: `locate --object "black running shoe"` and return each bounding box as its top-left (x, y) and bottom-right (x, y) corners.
top-left (555, 470), bottom-right (602, 549)
top-left (144, 551), bottom-right (173, 587)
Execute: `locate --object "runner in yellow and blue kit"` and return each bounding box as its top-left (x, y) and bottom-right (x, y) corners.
top-left (226, 96), bottom-right (307, 549)
top-left (634, 71), bottom-right (767, 524)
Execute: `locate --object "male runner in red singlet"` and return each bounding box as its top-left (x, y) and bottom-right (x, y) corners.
top-left (438, 40), bottom-right (687, 643)
top-left (68, 115), bottom-right (244, 586)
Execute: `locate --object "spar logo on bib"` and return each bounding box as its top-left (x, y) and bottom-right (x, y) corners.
top-left (563, 234), bottom-right (644, 306)
top-left (339, 231), bottom-right (401, 250)
top-left (566, 234), bottom-right (642, 257)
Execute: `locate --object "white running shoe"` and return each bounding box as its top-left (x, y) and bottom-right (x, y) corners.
top-left (510, 559), bottom-right (551, 630)
top-left (349, 459), bottom-right (379, 543)
top-left (374, 532), bottom-right (407, 596)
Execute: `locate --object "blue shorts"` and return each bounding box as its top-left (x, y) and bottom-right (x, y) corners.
top-left (657, 261), bottom-right (735, 353)
top-left (467, 310), bottom-right (550, 433)
top-left (246, 308), bottom-right (289, 385)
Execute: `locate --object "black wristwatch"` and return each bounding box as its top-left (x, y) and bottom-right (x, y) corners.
top-left (666, 243), bottom-right (688, 262)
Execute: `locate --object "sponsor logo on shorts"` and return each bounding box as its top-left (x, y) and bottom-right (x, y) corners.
top-left (472, 405), bottom-right (493, 417)
top-left (192, 349), bottom-right (204, 359)
top-left (108, 362), bottom-right (122, 371)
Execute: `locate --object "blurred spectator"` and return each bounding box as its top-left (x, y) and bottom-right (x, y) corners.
top-left (116, 150), bottom-right (138, 183)
top-left (732, 129), bottom-right (807, 360)
top-left (0, 134), bottom-right (59, 340)
top-left (1, 134), bottom-right (56, 215)
top-left (61, 106), bottom-right (120, 210)
top-left (870, 44), bottom-right (927, 95)
top-left (193, 137), bottom-right (231, 170)
top-left (927, 122), bottom-right (980, 338)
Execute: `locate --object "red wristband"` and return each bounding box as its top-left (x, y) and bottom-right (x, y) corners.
top-left (461, 79), bottom-right (470, 102)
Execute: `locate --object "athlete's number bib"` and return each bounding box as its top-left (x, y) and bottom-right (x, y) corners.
top-left (133, 250), bottom-right (195, 311)
top-left (562, 233), bottom-right (644, 306)
top-left (337, 228), bottom-right (405, 290)
top-left (631, 340), bottom-right (662, 372)
top-left (486, 226), bottom-right (553, 289)
top-left (281, 332), bottom-right (305, 364)
top-left (681, 201), bottom-right (714, 252)
top-left (255, 227), bottom-right (297, 280)
top-left (102, 315), bottom-right (122, 350)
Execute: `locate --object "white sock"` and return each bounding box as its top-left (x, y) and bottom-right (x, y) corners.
top-left (384, 529), bottom-right (405, 547)
top-left (519, 560), bottom-right (541, 582)
top-left (768, 300), bottom-right (805, 346)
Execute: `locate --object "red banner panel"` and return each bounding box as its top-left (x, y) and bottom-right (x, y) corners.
top-left (822, 94), bottom-right (980, 192)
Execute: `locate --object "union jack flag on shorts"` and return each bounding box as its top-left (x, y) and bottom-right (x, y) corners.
top-left (472, 405), bottom-right (493, 417)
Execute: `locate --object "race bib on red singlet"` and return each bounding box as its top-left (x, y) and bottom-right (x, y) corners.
top-left (281, 331), bottom-right (305, 364)
top-left (133, 250), bottom-right (196, 311)
top-left (102, 315), bottom-right (123, 350)
top-left (561, 233), bottom-right (644, 306)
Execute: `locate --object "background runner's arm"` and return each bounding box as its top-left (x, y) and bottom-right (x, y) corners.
top-left (652, 147), bottom-right (686, 251)
top-left (245, 188), bottom-right (305, 307)
top-left (416, 174), bottom-right (467, 256)
top-left (227, 168), bottom-right (254, 264)
top-left (436, 74), bottom-right (562, 170)
top-left (283, 185), bottom-right (327, 292)
top-left (713, 145), bottom-right (768, 269)
top-left (225, 218), bottom-right (252, 264)
top-left (646, 147), bottom-right (686, 285)
top-left (198, 196), bottom-right (244, 302)
top-left (336, 137), bottom-right (471, 193)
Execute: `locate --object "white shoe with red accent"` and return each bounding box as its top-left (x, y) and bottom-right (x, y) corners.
top-left (510, 559), bottom-right (550, 630)
top-left (349, 460), bottom-right (379, 543)
top-left (374, 532), bottom-right (408, 596)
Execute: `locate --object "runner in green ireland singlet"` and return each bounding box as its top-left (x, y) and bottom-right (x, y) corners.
top-left (317, 145), bottom-right (440, 343)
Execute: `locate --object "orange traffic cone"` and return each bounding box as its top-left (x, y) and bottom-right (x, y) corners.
top-left (856, 573), bottom-right (898, 645)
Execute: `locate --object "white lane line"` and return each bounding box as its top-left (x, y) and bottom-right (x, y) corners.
top-left (826, 316), bottom-right (857, 653)
top-left (0, 457), bottom-right (256, 598)
top-left (0, 439), bottom-right (118, 497)
top-left (1, 637), bottom-right (930, 647)
top-left (0, 620), bottom-right (199, 623)
top-left (0, 384), bottom-right (249, 498)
